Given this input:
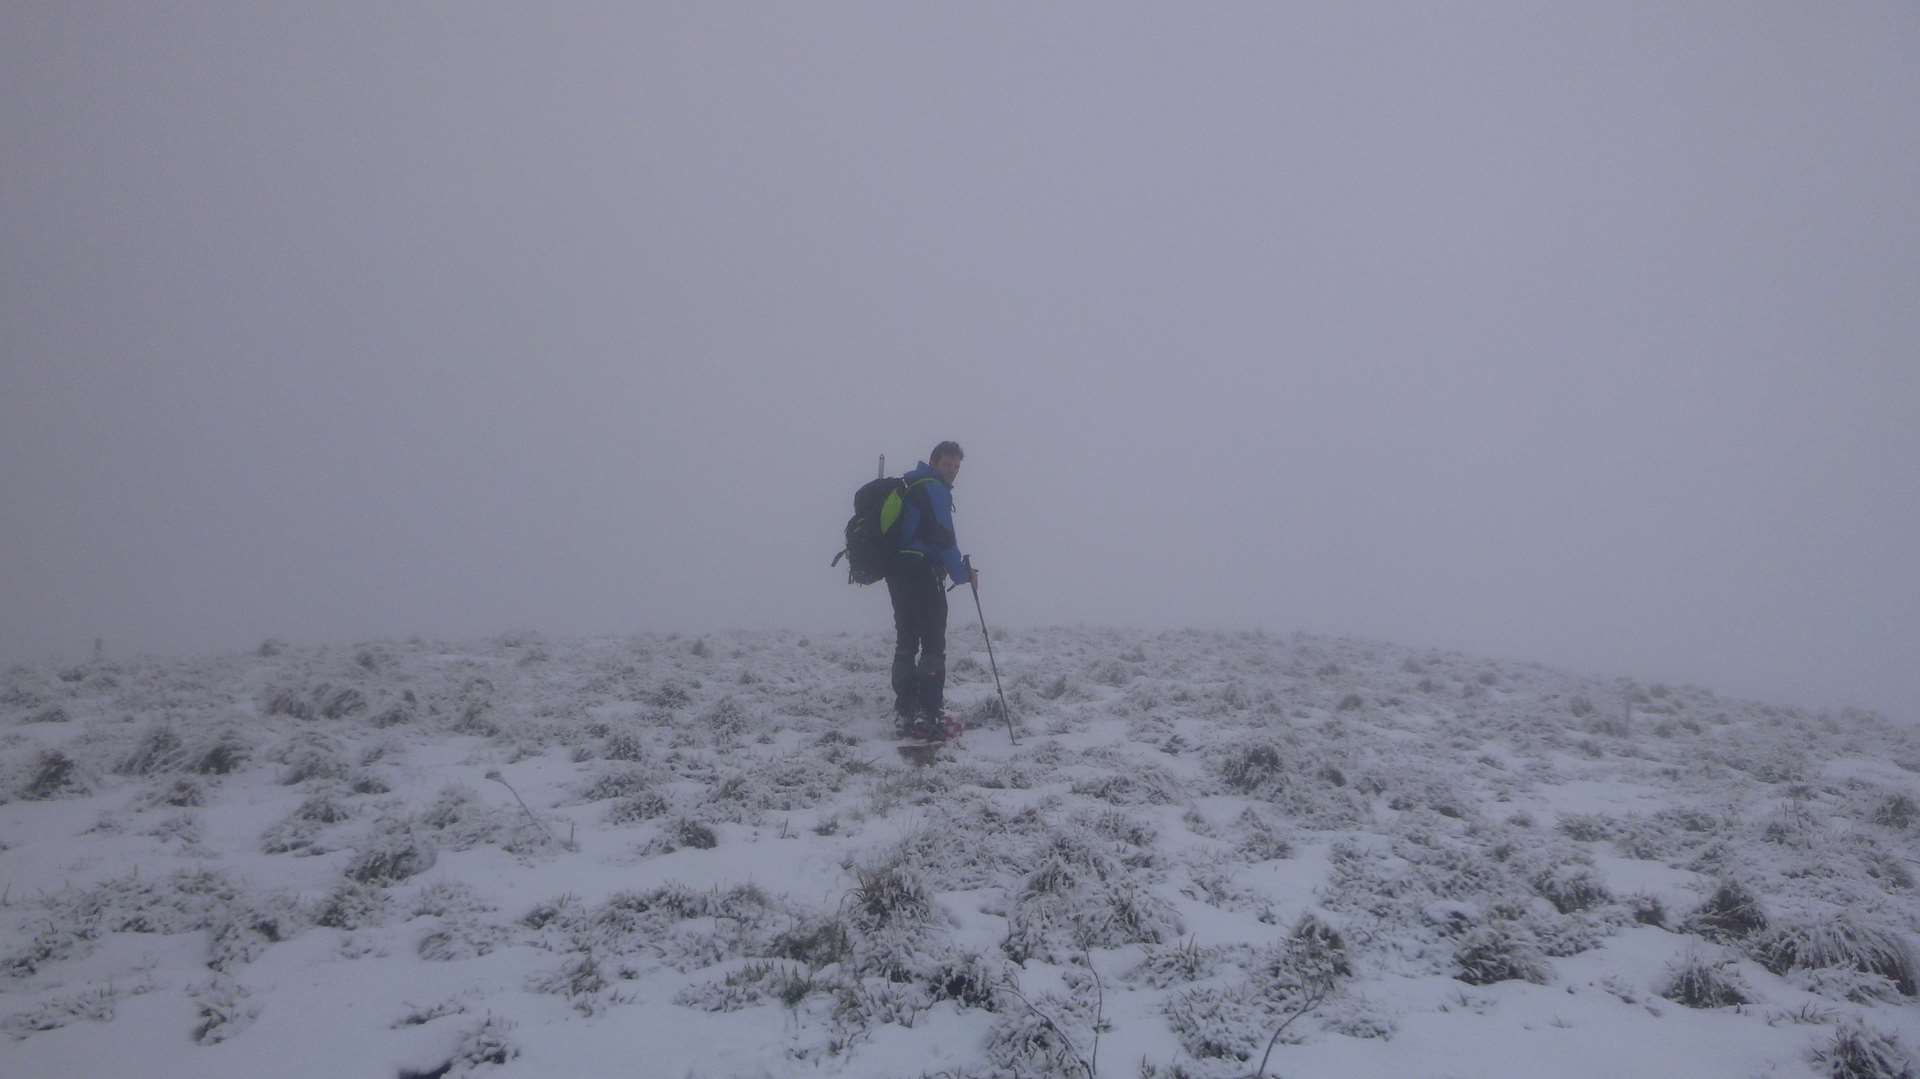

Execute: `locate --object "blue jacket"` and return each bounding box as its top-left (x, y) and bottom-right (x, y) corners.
top-left (897, 461), bottom-right (971, 584)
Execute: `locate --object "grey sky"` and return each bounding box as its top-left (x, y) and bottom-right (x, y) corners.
top-left (3, 3), bottom-right (1915, 718)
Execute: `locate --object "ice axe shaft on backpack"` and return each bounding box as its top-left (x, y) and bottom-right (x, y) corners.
top-left (965, 556), bottom-right (1017, 745)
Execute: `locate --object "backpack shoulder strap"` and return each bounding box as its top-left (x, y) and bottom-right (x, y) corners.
top-left (904, 476), bottom-right (953, 548)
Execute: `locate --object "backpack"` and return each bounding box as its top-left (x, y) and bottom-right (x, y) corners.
top-left (831, 476), bottom-right (920, 584)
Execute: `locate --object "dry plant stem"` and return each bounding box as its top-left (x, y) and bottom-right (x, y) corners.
top-left (1001, 967), bottom-right (1097, 1079)
top-left (1256, 980), bottom-right (1332, 1079)
top-left (1085, 947), bottom-right (1104, 1078)
top-left (484, 770), bottom-right (571, 851)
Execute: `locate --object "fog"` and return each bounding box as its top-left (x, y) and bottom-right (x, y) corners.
top-left (3, 4), bottom-right (1915, 718)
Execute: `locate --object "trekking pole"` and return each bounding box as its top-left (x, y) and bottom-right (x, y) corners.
top-left (964, 556), bottom-right (1017, 745)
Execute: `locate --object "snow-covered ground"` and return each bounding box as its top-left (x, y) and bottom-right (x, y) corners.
top-left (1, 628), bottom-right (1916, 1078)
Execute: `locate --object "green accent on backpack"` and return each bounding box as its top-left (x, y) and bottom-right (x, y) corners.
top-left (831, 474), bottom-right (941, 585)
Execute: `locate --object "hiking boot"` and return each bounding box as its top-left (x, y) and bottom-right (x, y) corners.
top-left (904, 712), bottom-right (962, 742)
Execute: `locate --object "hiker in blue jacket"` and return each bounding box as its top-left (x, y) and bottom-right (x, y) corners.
top-left (887, 441), bottom-right (976, 736)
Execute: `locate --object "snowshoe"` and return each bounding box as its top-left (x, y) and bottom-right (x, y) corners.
top-left (895, 711), bottom-right (963, 746)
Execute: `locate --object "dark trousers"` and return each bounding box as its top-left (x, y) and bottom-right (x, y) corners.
top-left (885, 555), bottom-right (947, 718)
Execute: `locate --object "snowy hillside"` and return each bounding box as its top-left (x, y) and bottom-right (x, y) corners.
top-left (1, 628), bottom-right (1916, 1079)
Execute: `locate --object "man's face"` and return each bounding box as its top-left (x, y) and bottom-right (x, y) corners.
top-left (934, 455), bottom-right (961, 485)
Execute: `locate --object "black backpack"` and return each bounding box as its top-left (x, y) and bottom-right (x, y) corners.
top-left (831, 476), bottom-right (919, 584)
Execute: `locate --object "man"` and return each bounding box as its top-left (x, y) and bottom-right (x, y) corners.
top-left (887, 441), bottom-right (977, 738)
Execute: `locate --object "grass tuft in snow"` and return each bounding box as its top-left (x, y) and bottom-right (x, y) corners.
top-left (399, 1014), bottom-right (519, 1079)
top-left (1453, 923), bottom-right (1550, 986)
top-left (190, 974), bottom-right (260, 1044)
top-left (1682, 879), bottom-right (1769, 942)
top-left (344, 830), bottom-right (437, 884)
top-left (3, 984), bottom-right (119, 1040)
top-left (1748, 915), bottom-right (1917, 997)
top-left (20, 749), bottom-right (84, 800)
top-left (1871, 794), bottom-right (1918, 831)
top-left (1660, 951), bottom-right (1754, 1008)
top-left (115, 724), bottom-right (183, 775)
top-left (1531, 864), bottom-right (1612, 915)
top-left (1811, 1022), bottom-right (1918, 1079)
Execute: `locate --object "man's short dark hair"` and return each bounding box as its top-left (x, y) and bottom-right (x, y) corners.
top-left (930, 441), bottom-right (964, 465)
